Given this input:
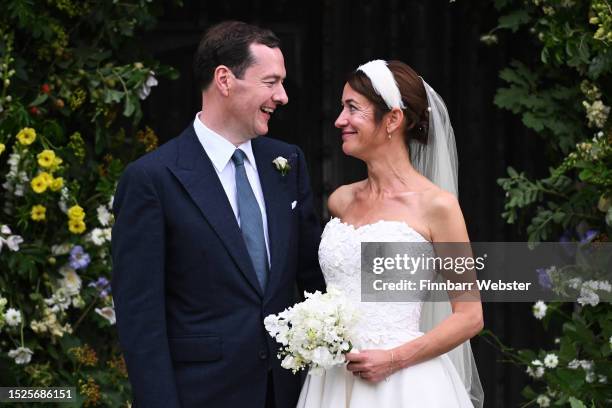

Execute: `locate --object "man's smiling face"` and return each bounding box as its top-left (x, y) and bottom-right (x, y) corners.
top-left (228, 43), bottom-right (289, 138)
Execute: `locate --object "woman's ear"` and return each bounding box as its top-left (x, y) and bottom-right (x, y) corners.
top-left (213, 65), bottom-right (233, 97)
top-left (386, 108), bottom-right (405, 134)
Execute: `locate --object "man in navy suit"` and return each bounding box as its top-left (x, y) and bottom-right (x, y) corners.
top-left (111, 21), bottom-right (325, 408)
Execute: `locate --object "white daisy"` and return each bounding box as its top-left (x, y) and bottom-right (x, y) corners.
top-left (533, 301), bottom-right (547, 320)
top-left (544, 354), bottom-right (558, 369)
top-left (4, 308), bottom-right (22, 327)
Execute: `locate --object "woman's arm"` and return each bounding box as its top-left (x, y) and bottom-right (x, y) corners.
top-left (345, 191), bottom-right (483, 383)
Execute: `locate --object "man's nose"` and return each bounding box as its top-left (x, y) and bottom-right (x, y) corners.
top-left (273, 84), bottom-right (289, 105)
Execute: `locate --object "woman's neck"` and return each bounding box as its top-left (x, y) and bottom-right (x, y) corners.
top-left (363, 144), bottom-right (416, 197)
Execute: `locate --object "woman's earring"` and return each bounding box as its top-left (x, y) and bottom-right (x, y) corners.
top-left (387, 133), bottom-right (392, 140)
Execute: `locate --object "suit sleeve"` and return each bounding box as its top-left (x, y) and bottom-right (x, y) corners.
top-left (294, 146), bottom-right (326, 294)
top-left (111, 163), bottom-right (181, 408)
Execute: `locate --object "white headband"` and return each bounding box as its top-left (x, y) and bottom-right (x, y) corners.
top-left (356, 59), bottom-right (406, 110)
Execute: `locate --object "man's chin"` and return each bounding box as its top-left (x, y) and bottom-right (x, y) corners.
top-left (255, 127), bottom-right (269, 137)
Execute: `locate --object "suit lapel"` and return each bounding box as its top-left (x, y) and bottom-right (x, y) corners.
top-left (252, 138), bottom-right (291, 299)
top-left (167, 127), bottom-right (264, 297)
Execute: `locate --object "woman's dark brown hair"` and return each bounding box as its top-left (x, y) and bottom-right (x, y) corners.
top-left (347, 60), bottom-right (429, 145)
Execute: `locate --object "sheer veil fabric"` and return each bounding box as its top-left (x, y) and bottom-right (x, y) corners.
top-left (414, 79), bottom-right (484, 408)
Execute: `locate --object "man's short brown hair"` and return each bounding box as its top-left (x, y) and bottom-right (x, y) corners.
top-left (193, 21), bottom-right (281, 91)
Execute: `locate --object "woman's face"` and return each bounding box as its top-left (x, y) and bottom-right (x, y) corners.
top-left (335, 83), bottom-right (385, 158)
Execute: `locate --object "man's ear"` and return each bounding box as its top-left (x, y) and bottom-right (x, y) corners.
top-left (213, 65), bottom-right (233, 97)
top-left (386, 108), bottom-right (404, 134)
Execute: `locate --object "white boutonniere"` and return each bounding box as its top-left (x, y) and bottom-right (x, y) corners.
top-left (272, 156), bottom-right (291, 176)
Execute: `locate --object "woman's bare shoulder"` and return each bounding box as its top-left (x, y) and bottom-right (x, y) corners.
top-left (424, 188), bottom-right (461, 217)
top-left (327, 180), bottom-right (366, 217)
top-left (422, 188), bottom-right (468, 241)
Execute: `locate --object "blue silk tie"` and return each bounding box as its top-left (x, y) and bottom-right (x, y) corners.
top-left (231, 149), bottom-right (269, 291)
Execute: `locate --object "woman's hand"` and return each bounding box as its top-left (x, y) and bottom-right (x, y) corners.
top-left (345, 349), bottom-right (395, 383)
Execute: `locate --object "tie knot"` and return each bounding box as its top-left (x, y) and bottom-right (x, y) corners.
top-left (232, 149), bottom-right (247, 167)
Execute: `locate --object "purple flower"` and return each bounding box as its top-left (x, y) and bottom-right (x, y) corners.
top-left (88, 276), bottom-right (111, 298)
top-left (536, 268), bottom-right (552, 290)
top-left (69, 245), bottom-right (91, 270)
top-left (579, 229), bottom-right (598, 244)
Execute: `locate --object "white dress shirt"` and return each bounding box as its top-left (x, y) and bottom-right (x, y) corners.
top-left (193, 113), bottom-right (271, 263)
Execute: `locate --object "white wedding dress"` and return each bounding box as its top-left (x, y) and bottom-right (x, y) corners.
top-left (296, 217), bottom-right (474, 408)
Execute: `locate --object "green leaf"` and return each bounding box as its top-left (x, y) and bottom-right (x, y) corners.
top-left (569, 397), bottom-right (588, 408)
top-left (521, 385), bottom-right (538, 399)
top-left (46, 344), bottom-right (59, 360)
top-left (30, 93), bottom-right (48, 107)
top-left (498, 10), bottom-right (531, 33)
top-left (541, 48), bottom-right (549, 64)
top-left (552, 211), bottom-right (565, 223)
top-left (493, 0), bottom-right (512, 10)
top-left (522, 112), bottom-right (545, 131)
top-left (588, 50), bottom-right (612, 79)
top-left (494, 87), bottom-right (527, 112)
top-left (578, 168), bottom-right (593, 182)
top-left (123, 96), bottom-right (135, 117)
top-left (42, 120), bottom-right (65, 144)
top-left (104, 89), bottom-right (123, 104)
top-left (557, 368), bottom-right (585, 389)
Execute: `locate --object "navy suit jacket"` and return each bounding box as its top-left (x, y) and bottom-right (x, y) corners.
top-left (111, 125), bottom-right (325, 408)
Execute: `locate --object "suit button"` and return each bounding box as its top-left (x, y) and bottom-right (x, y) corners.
top-left (259, 350), bottom-right (268, 360)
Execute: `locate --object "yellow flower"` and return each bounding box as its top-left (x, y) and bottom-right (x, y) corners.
top-left (68, 218), bottom-right (86, 234)
top-left (31, 172), bottom-right (52, 194)
top-left (0, 143), bottom-right (5, 155)
top-left (50, 177), bottom-right (64, 192)
top-left (37, 150), bottom-right (56, 168)
top-left (17, 127), bottom-right (37, 145)
top-left (68, 205), bottom-right (85, 221)
top-left (31, 205), bottom-right (47, 221)
top-left (51, 156), bottom-right (63, 171)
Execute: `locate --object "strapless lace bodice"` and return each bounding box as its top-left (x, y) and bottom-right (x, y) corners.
top-left (319, 217), bottom-right (434, 349)
top-left (300, 219), bottom-right (476, 408)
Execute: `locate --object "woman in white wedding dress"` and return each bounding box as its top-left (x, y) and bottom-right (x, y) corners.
top-left (297, 60), bottom-right (484, 408)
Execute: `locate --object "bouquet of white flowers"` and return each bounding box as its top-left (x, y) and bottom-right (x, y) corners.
top-left (264, 286), bottom-right (359, 375)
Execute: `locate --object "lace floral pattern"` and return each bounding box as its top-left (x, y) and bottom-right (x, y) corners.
top-left (319, 218), bottom-right (435, 349)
